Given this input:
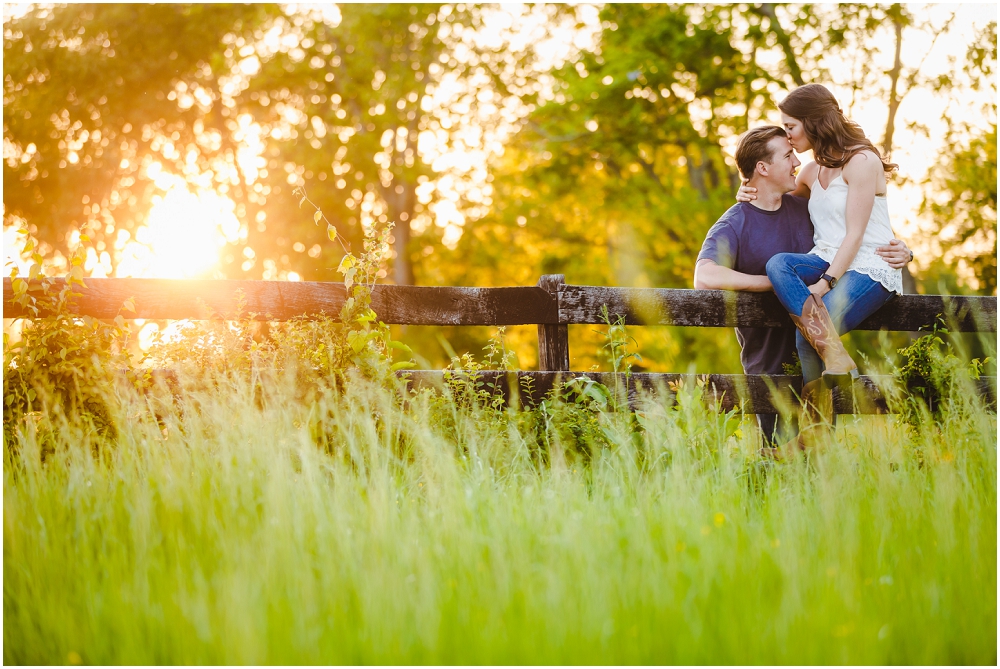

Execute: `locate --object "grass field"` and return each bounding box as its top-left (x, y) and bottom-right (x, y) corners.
top-left (3, 353), bottom-right (997, 664)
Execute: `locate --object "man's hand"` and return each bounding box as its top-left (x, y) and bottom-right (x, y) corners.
top-left (875, 238), bottom-right (912, 269)
top-left (808, 279), bottom-right (831, 299)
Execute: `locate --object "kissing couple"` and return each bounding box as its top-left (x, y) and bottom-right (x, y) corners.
top-left (694, 83), bottom-right (913, 455)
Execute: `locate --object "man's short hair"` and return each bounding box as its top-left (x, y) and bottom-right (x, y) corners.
top-left (735, 126), bottom-right (787, 181)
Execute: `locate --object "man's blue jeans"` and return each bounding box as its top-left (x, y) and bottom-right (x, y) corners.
top-left (765, 252), bottom-right (893, 383)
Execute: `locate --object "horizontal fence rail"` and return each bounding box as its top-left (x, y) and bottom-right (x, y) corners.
top-left (2, 278), bottom-right (559, 325)
top-left (560, 285), bottom-right (997, 331)
top-left (3, 277), bottom-right (996, 332)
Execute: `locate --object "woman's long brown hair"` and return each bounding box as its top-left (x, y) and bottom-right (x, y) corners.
top-left (778, 84), bottom-right (898, 174)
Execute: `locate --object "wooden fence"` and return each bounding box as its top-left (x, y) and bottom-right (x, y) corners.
top-left (4, 275), bottom-right (997, 414)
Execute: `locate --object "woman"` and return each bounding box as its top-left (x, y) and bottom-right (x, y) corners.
top-left (739, 84), bottom-right (903, 447)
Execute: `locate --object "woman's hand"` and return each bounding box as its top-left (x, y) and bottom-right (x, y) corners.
top-left (875, 238), bottom-right (912, 269)
top-left (736, 180), bottom-right (757, 202)
top-left (808, 280), bottom-right (831, 299)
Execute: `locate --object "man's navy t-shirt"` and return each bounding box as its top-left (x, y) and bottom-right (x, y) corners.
top-left (696, 194), bottom-right (815, 375)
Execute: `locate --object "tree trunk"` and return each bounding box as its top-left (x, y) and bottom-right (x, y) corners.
top-left (883, 5), bottom-right (905, 156)
top-left (393, 209), bottom-right (414, 286)
top-left (389, 117), bottom-right (420, 286)
top-left (685, 146), bottom-right (709, 201)
top-left (755, 4), bottom-right (805, 87)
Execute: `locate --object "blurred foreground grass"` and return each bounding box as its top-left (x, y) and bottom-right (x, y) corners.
top-left (3, 365), bottom-right (996, 664)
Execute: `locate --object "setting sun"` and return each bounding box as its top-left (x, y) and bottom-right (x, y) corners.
top-left (116, 186), bottom-right (241, 279)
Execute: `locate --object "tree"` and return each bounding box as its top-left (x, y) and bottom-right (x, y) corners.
top-left (5, 4), bottom-right (563, 285)
top-left (920, 23), bottom-right (997, 295)
top-left (4, 4), bottom-right (276, 268)
top-left (229, 5), bottom-right (450, 285)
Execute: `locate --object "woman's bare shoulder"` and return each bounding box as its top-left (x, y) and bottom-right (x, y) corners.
top-left (842, 149), bottom-right (887, 195)
top-left (843, 150), bottom-right (882, 177)
top-left (846, 148), bottom-right (880, 163)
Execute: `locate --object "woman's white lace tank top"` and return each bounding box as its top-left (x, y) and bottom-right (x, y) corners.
top-left (808, 173), bottom-right (903, 294)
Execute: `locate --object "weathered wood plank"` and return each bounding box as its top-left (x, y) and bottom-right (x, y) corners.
top-left (855, 293), bottom-right (997, 332)
top-left (559, 287), bottom-right (792, 328)
top-left (558, 286), bottom-right (997, 332)
top-left (402, 371), bottom-right (997, 415)
top-left (537, 275), bottom-right (570, 371)
top-left (2, 278), bottom-right (559, 325)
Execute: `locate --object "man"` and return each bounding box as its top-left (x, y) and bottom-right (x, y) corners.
top-left (694, 125), bottom-right (912, 445)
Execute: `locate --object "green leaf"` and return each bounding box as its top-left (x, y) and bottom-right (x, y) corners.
top-left (391, 361), bottom-right (417, 372)
top-left (388, 340), bottom-right (413, 354)
top-left (347, 330), bottom-right (368, 353)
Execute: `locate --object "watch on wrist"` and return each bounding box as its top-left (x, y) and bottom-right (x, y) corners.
top-left (821, 273), bottom-right (838, 288)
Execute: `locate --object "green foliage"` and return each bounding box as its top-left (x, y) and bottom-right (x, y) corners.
top-left (142, 289), bottom-right (271, 379)
top-left (3, 4), bottom-right (276, 259)
top-left (920, 122), bottom-right (997, 294)
top-left (782, 352), bottom-right (802, 376)
top-left (891, 318), bottom-right (992, 428)
top-left (237, 4), bottom-right (451, 285)
top-left (3, 233), bottom-right (146, 446)
top-left (440, 327), bottom-right (519, 416)
top-left (3, 4), bottom-right (540, 285)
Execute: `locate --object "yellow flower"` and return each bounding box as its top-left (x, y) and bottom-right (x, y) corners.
top-left (714, 512), bottom-right (726, 527)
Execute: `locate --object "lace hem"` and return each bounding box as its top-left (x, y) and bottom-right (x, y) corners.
top-left (811, 246), bottom-right (903, 294)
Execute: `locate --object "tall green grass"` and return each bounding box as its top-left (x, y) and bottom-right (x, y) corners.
top-left (4, 361), bottom-right (997, 664)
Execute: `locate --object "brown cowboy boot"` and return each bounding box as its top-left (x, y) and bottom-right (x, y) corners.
top-left (763, 379), bottom-right (832, 459)
top-left (789, 294), bottom-right (859, 386)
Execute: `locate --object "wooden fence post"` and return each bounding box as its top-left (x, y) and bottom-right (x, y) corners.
top-left (537, 274), bottom-right (570, 371)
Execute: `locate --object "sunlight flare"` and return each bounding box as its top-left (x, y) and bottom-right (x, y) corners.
top-left (117, 186), bottom-right (241, 279)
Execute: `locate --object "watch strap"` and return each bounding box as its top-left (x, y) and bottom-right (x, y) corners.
top-left (821, 273), bottom-right (838, 288)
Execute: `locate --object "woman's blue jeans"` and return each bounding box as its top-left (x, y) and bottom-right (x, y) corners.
top-left (765, 253), bottom-right (893, 383)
